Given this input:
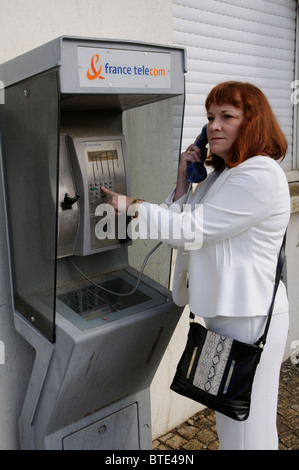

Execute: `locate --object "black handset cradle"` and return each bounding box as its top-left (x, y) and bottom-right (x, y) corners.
top-left (186, 124), bottom-right (208, 183)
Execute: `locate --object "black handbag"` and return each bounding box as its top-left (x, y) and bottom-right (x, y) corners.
top-left (170, 234), bottom-right (286, 421)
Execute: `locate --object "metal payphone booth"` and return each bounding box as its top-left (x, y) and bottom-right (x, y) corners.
top-left (0, 37), bottom-right (185, 450)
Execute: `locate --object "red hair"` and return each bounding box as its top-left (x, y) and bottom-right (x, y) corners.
top-left (204, 81), bottom-right (288, 169)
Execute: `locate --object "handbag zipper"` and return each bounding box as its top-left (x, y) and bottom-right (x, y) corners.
top-left (186, 347), bottom-right (198, 379)
top-left (223, 360), bottom-right (236, 394)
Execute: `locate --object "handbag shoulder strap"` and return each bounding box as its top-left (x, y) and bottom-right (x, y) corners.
top-left (256, 232), bottom-right (287, 349)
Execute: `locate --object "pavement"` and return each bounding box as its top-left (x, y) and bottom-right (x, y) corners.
top-left (152, 358), bottom-right (299, 451)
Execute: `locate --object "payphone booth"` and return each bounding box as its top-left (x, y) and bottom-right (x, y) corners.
top-left (0, 37), bottom-right (185, 450)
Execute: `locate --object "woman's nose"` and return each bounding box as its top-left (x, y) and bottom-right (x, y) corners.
top-left (209, 119), bottom-right (222, 131)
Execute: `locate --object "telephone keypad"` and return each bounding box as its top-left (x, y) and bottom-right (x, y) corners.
top-left (89, 180), bottom-right (114, 206)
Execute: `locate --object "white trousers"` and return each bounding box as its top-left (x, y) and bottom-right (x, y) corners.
top-left (204, 311), bottom-right (289, 450)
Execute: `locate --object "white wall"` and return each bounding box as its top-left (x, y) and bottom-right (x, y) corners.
top-left (0, 0), bottom-right (173, 63)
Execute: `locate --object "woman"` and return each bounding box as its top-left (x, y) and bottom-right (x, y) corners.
top-left (102, 81), bottom-right (290, 450)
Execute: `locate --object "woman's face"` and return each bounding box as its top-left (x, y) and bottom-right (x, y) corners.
top-left (207, 103), bottom-right (244, 162)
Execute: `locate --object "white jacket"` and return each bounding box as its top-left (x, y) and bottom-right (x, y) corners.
top-left (138, 156), bottom-right (290, 318)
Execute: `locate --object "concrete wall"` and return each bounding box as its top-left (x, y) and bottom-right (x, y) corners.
top-left (0, 0), bottom-right (173, 63)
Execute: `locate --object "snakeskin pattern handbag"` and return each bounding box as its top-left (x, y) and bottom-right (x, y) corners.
top-left (170, 234), bottom-right (286, 421)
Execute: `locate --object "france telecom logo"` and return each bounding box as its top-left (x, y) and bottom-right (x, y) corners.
top-left (78, 46), bottom-right (171, 89)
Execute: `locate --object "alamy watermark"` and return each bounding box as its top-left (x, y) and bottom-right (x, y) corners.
top-left (94, 200), bottom-right (204, 250)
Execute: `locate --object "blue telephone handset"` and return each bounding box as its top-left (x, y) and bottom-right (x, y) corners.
top-left (186, 124), bottom-right (208, 183)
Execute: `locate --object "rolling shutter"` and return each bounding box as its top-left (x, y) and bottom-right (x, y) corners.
top-left (173, 0), bottom-right (297, 175)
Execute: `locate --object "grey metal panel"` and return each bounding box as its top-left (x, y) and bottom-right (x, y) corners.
top-left (15, 286), bottom-right (183, 449)
top-left (0, 37), bottom-right (61, 88)
top-left (0, 71), bottom-right (60, 342)
top-left (57, 135), bottom-right (79, 258)
top-left (62, 404), bottom-right (139, 450)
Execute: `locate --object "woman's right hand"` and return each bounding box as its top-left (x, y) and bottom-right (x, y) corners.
top-left (174, 144), bottom-right (204, 201)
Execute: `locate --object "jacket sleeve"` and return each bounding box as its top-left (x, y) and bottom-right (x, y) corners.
top-left (137, 158), bottom-right (288, 248)
top-left (201, 158), bottom-right (288, 244)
